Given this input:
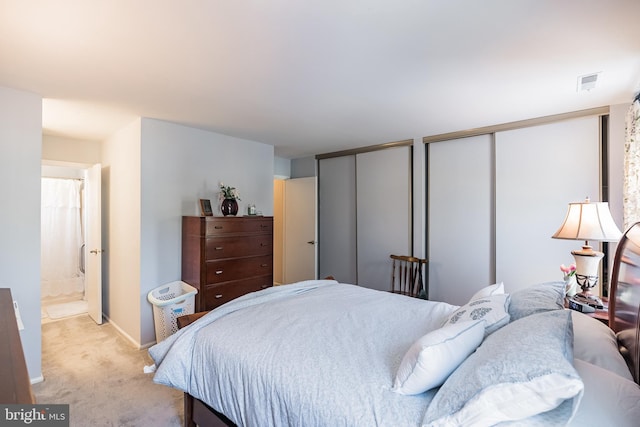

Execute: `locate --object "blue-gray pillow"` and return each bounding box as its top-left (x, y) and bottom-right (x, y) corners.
top-left (423, 309), bottom-right (583, 426)
top-left (508, 281), bottom-right (565, 321)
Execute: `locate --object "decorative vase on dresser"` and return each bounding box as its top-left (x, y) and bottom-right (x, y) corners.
top-left (181, 216), bottom-right (273, 312)
top-left (220, 198), bottom-right (239, 216)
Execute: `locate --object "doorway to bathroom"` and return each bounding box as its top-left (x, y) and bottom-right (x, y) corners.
top-left (41, 162), bottom-right (102, 325)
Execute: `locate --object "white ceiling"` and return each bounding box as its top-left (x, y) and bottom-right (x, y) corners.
top-left (1, 0), bottom-right (639, 159)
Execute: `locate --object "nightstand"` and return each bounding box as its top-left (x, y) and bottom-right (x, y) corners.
top-left (587, 307), bottom-right (609, 325)
top-left (566, 296), bottom-right (609, 325)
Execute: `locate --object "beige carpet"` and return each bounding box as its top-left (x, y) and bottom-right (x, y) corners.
top-left (32, 315), bottom-right (183, 427)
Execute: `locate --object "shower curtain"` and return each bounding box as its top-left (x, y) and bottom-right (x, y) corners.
top-left (41, 177), bottom-right (84, 297)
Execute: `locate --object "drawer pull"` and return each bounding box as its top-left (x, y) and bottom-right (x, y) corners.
top-left (214, 226), bottom-right (223, 229)
top-left (215, 294), bottom-right (223, 299)
top-left (260, 243), bottom-right (268, 247)
top-left (215, 247), bottom-right (224, 250)
top-left (261, 263), bottom-right (268, 267)
top-left (216, 270), bottom-right (224, 275)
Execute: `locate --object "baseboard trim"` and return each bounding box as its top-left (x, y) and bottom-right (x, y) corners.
top-left (139, 340), bottom-right (157, 350)
top-left (102, 315), bottom-right (144, 349)
top-left (30, 375), bottom-right (44, 384)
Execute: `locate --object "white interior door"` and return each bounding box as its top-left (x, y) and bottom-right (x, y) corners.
top-left (85, 163), bottom-right (102, 324)
top-left (284, 177), bottom-right (317, 283)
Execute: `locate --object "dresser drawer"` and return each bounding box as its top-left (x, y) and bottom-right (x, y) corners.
top-left (204, 235), bottom-right (272, 260)
top-left (205, 255), bottom-right (273, 284)
top-left (205, 218), bottom-right (272, 236)
top-left (203, 277), bottom-right (272, 310)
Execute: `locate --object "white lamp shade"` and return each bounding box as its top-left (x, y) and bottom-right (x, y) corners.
top-left (552, 200), bottom-right (622, 242)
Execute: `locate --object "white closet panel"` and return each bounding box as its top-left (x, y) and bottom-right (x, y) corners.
top-left (427, 135), bottom-right (493, 305)
top-left (318, 156), bottom-right (357, 283)
top-left (495, 116), bottom-right (600, 291)
top-left (356, 146), bottom-right (411, 291)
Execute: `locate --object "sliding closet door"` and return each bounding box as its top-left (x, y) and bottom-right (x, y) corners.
top-left (318, 156), bottom-right (357, 283)
top-left (495, 116), bottom-right (600, 290)
top-left (427, 135), bottom-right (493, 305)
top-left (356, 146), bottom-right (411, 292)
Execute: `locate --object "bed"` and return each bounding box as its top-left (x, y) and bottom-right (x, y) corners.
top-left (149, 223), bottom-right (640, 427)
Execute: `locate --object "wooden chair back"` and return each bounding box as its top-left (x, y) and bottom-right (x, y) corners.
top-left (390, 255), bottom-right (428, 299)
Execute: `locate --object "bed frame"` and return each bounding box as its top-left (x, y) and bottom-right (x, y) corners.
top-left (608, 221), bottom-right (640, 385)
top-left (184, 395), bottom-right (234, 427)
top-left (178, 223), bottom-right (640, 427)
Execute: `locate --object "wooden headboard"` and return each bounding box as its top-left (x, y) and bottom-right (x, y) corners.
top-left (608, 221), bottom-right (640, 385)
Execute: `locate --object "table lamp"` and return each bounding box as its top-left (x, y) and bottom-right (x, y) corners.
top-left (552, 197), bottom-right (622, 307)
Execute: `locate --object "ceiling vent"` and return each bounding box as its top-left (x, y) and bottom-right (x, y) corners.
top-left (577, 72), bottom-right (600, 92)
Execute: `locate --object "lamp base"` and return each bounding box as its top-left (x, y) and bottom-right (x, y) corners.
top-left (571, 246), bottom-right (604, 309)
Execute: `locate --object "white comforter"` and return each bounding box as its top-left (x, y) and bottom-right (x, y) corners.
top-left (149, 280), bottom-right (458, 427)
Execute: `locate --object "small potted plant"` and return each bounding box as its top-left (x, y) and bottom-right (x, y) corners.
top-left (560, 263), bottom-right (578, 296)
top-left (219, 182), bottom-right (241, 216)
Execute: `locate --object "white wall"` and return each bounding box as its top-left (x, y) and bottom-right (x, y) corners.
top-left (139, 118), bottom-right (274, 345)
top-left (0, 86), bottom-right (42, 381)
top-left (42, 134), bottom-right (102, 164)
top-left (274, 156), bottom-right (291, 178)
top-left (101, 119), bottom-right (143, 344)
top-left (291, 156), bottom-right (316, 178)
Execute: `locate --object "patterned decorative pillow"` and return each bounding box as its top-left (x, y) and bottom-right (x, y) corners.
top-left (508, 281), bottom-right (565, 322)
top-left (423, 310), bottom-right (584, 426)
top-left (442, 293), bottom-right (510, 336)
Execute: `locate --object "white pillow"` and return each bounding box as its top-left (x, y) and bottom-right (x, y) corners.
top-left (442, 293), bottom-right (510, 336)
top-left (469, 282), bottom-right (504, 301)
top-left (392, 320), bottom-right (485, 395)
top-left (570, 310), bottom-right (634, 381)
top-left (569, 359), bottom-right (640, 426)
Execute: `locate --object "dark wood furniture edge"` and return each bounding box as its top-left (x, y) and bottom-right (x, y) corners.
top-left (185, 393), bottom-right (235, 427)
top-left (608, 221), bottom-right (640, 385)
top-left (176, 311), bottom-right (210, 330)
top-left (0, 288), bottom-right (35, 404)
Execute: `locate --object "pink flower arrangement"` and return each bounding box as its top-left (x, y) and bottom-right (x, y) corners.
top-left (560, 264), bottom-right (576, 280)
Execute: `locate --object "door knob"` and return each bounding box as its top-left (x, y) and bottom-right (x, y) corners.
top-left (307, 241), bottom-right (316, 245)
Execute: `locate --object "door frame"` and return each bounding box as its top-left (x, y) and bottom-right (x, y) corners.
top-left (40, 160), bottom-right (102, 324)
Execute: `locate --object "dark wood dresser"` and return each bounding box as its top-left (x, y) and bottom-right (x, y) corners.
top-left (182, 216), bottom-right (273, 312)
top-left (0, 288), bottom-right (35, 404)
